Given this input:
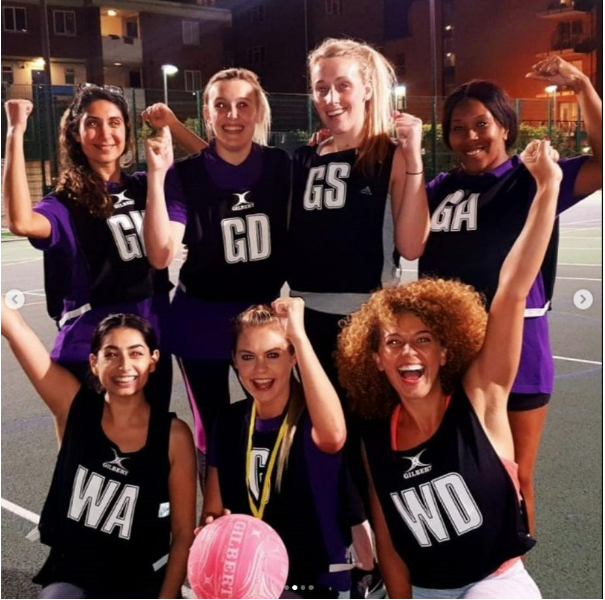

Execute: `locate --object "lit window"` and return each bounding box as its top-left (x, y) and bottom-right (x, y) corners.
top-left (53, 10), bottom-right (76, 36)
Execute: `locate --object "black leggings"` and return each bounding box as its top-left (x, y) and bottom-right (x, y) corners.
top-left (304, 307), bottom-right (369, 520)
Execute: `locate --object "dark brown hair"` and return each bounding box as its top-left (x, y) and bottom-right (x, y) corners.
top-left (55, 86), bottom-right (132, 218)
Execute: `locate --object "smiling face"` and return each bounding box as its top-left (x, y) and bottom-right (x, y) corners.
top-left (374, 312), bottom-right (447, 402)
top-left (234, 325), bottom-right (296, 411)
top-left (204, 79), bottom-right (260, 154)
top-left (311, 57), bottom-right (371, 137)
top-left (448, 98), bottom-right (510, 174)
top-left (89, 327), bottom-right (159, 398)
top-left (76, 99), bottom-right (127, 171)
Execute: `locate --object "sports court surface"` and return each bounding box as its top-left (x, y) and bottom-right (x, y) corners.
top-left (1, 192), bottom-right (602, 598)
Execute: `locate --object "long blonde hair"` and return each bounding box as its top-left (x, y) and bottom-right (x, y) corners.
top-left (203, 68), bottom-right (271, 146)
top-left (234, 305), bottom-right (305, 492)
top-left (308, 38), bottom-right (397, 176)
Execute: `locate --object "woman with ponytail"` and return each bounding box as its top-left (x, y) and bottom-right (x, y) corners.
top-left (3, 87), bottom-right (174, 401)
top-left (288, 38), bottom-right (428, 384)
top-left (202, 297), bottom-right (353, 598)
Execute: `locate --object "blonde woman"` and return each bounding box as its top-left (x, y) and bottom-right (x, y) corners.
top-left (143, 68), bottom-right (291, 484)
top-left (288, 38), bottom-right (428, 383)
top-left (203, 297), bottom-right (352, 598)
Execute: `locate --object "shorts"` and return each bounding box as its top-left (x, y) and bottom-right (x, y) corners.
top-left (507, 392), bottom-right (551, 412)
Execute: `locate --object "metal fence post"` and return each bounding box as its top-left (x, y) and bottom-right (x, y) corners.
top-left (307, 95), bottom-right (313, 135)
top-left (515, 99), bottom-right (521, 122)
top-left (547, 97), bottom-right (553, 139)
top-left (34, 85), bottom-right (48, 194)
top-left (131, 88), bottom-right (140, 170)
top-left (49, 88), bottom-right (59, 179)
top-left (575, 104), bottom-right (582, 153)
top-left (196, 90), bottom-right (203, 137)
top-left (431, 95), bottom-right (438, 178)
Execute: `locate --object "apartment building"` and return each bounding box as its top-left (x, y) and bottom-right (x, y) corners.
top-left (216, 0), bottom-right (600, 102)
top-left (1, 0), bottom-right (231, 90)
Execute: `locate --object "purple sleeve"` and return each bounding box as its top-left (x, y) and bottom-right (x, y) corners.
top-left (557, 155), bottom-right (591, 214)
top-left (164, 164), bottom-right (188, 225)
top-left (426, 171), bottom-right (450, 203)
top-left (30, 196), bottom-right (73, 251)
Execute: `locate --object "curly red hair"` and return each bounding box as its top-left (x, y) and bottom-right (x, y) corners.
top-left (336, 279), bottom-right (488, 419)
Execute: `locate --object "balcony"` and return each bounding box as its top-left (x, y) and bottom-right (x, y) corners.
top-left (538, 0), bottom-right (596, 19)
top-left (101, 35), bottom-right (142, 66)
top-left (551, 32), bottom-right (597, 53)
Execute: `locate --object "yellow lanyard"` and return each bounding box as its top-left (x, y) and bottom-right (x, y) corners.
top-left (245, 403), bottom-right (288, 520)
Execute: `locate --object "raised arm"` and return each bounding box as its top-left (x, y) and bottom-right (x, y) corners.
top-left (144, 126), bottom-right (185, 269)
top-left (526, 56), bottom-right (602, 197)
top-left (3, 100), bottom-right (52, 238)
top-left (272, 297), bottom-right (346, 453)
top-left (1, 297), bottom-right (80, 436)
top-left (391, 112), bottom-right (430, 260)
top-left (464, 141), bottom-right (562, 447)
top-left (142, 103), bottom-right (208, 155)
top-left (159, 418), bottom-right (197, 599)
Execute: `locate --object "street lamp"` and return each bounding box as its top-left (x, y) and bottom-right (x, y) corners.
top-left (545, 84), bottom-right (558, 130)
top-left (395, 84), bottom-right (407, 111)
top-left (161, 64), bottom-right (178, 105)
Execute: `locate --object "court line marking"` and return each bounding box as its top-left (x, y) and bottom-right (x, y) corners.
top-left (1, 498), bottom-right (40, 524)
top-left (557, 277), bottom-right (601, 281)
top-left (559, 247), bottom-right (602, 251)
top-left (559, 236), bottom-right (602, 240)
top-left (558, 262), bottom-right (602, 267)
top-left (1, 258), bottom-right (43, 267)
top-left (561, 219), bottom-right (602, 226)
top-left (560, 227), bottom-right (602, 232)
top-left (1, 497), bottom-right (194, 595)
top-left (553, 356), bottom-right (602, 366)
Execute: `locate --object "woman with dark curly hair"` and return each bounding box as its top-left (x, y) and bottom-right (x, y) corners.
top-left (337, 139), bottom-right (561, 598)
top-left (2, 87), bottom-right (184, 400)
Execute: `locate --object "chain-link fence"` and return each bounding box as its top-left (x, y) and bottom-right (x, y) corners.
top-left (1, 83), bottom-right (590, 203)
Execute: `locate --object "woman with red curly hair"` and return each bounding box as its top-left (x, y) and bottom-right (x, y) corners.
top-left (337, 139), bottom-right (561, 598)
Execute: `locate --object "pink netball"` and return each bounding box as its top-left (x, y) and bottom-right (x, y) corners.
top-left (188, 514), bottom-right (289, 599)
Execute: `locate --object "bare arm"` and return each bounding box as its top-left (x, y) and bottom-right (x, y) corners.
top-left (363, 445), bottom-right (412, 598)
top-left (3, 100), bottom-right (52, 238)
top-left (201, 466), bottom-right (225, 524)
top-left (1, 297), bottom-right (79, 437)
top-left (159, 419), bottom-right (197, 599)
top-left (142, 103), bottom-right (208, 155)
top-left (526, 56), bottom-right (602, 197)
top-left (272, 298), bottom-right (346, 453)
top-left (464, 141), bottom-right (562, 452)
top-left (144, 126), bottom-right (185, 269)
top-left (391, 112), bottom-right (430, 260)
